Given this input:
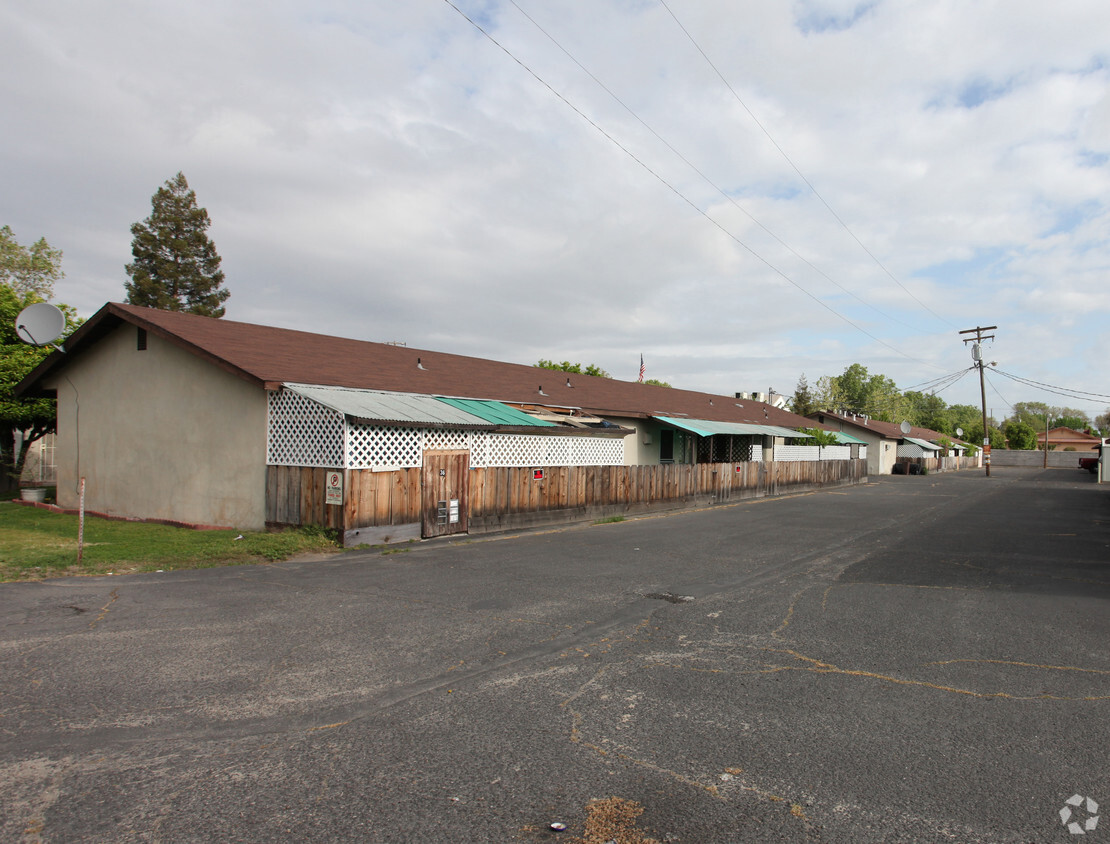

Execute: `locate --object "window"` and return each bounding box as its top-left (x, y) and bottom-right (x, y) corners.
top-left (137, 327), bottom-right (147, 350)
top-left (660, 429), bottom-right (674, 462)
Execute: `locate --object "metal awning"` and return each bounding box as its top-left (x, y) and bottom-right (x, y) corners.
top-left (435, 397), bottom-right (554, 427)
top-left (284, 384), bottom-right (497, 428)
top-left (902, 436), bottom-right (942, 451)
top-left (654, 416), bottom-right (813, 439)
top-left (831, 431), bottom-right (868, 445)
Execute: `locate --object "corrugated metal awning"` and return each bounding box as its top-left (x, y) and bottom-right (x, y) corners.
top-left (284, 384), bottom-right (495, 428)
top-left (831, 431), bottom-right (868, 445)
top-left (902, 436), bottom-right (942, 451)
top-left (654, 417), bottom-right (813, 439)
top-left (435, 397), bottom-right (555, 427)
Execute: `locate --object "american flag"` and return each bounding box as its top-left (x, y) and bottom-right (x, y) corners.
top-left (638, 354), bottom-right (645, 383)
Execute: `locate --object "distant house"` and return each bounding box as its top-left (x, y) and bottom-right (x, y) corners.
top-left (807, 410), bottom-right (973, 474)
top-left (17, 303), bottom-right (860, 541)
top-left (1037, 427), bottom-right (1101, 452)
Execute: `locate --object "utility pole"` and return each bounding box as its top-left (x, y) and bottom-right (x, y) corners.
top-left (960, 326), bottom-right (997, 476)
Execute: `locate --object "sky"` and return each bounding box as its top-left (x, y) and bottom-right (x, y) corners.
top-left (4, 0), bottom-right (1110, 416)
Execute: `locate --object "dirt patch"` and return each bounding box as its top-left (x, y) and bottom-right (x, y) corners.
top-left (568, 796), bottom-right (658, 844)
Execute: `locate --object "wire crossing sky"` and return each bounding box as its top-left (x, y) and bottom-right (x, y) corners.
top-left (2, 1), bottom-right (1109, 410)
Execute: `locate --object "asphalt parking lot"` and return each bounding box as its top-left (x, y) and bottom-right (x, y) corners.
top-left (2, 466), bottom-right (1108, 842)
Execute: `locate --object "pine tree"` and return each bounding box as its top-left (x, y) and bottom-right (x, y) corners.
top-left (790, 373), bottom-right (818, 417)
top-left (125, 172), bottom-right (229, 317)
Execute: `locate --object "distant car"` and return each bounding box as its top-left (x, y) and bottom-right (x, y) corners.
top-left (1079, 456), bottom-right (1099, 473)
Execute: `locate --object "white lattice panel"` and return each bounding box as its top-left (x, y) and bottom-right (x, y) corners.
top-left (859, 446), bottom-right (867, 460)
top-left (750, 446), bottom-right (763, 462)
top-left (269, 389), bottom-right (627, 470)
top-left (422, 429), bottom-right (473, 453)
top-left (482, 434), bottom-right (623, 467)
top-left (774, 445), bottom-right (821, 462)
top-left (347, 424), bottom-right (422, 469)
top-left (897, 443), bottom-right (927, 458)
top-left (819, 446), bottom-right (851, 461)
top-left (568, 437), bottom-right (624, 466)
top-left (268, 390), bottom-right (345, 467)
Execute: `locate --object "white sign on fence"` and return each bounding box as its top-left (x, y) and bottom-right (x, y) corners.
top-left (325, 471), bottom-right (344, 505)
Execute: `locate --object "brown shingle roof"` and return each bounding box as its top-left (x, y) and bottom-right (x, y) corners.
top-left (19, 303), bottom-right (819, 430)
top-left (814, 410), bottom-right (968, 446)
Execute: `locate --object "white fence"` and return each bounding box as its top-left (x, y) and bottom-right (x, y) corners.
top-left (774, 445), bottom-right (854, 462)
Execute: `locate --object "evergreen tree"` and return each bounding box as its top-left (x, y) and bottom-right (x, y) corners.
top-left (790, 373), bottom-right (818, 417)
top-left (125, 172), bottom-right (229, 317)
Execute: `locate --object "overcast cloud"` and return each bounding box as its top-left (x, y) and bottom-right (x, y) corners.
top-left (4, 0), bottom-right (1109, 413)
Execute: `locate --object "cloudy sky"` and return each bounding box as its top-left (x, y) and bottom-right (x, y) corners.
top-left (4, 0), bottom-right (1110, 414)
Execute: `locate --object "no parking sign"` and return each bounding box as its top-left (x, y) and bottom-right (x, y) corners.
top-left (326, 471), bottom-right (344, 505)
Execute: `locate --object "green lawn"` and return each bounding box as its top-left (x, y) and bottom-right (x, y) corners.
top-left (0, 501), bottom-right (343, 581)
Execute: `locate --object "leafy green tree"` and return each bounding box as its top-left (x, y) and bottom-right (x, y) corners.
top-left (800, 427), bottom-right (840, 446)
top-left (790, 373), bottom-right (818, 417)
top-left (1094, 409), bottom-right (1110, 434)
top-left (1053, 414), bottom-right (1090, 431)
top-left (946, 404), bottom-right (982, 438)
top-left (125, 172), bottom-right (229, 317)
top-left (0, 230), bottom-right (79, 485)
top-left (534, 360), bottom-right (611, 378)
top-left (1003, 419), bottom-right (1037, 450)
top-left (822, 363), bottom-right (906, 421)
top-left (905, 391), bottom-right (951, 434)
top-left (644, 378), bottom-right (671, 388)
top-left (0, 225), bottom-right (64, 298)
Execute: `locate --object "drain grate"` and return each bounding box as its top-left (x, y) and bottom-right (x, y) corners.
top-left (644, 591), bottom-right (695, 604)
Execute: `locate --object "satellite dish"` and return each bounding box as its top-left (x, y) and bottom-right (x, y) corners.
top-left (899, 421), bottom-right (912, 435)
top-left (16, 302), bottom-right (66, 346)
top-left (956, 427), bottom-right (964, 437)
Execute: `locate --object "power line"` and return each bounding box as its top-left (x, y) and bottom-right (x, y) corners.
top-left (442, 0), bottom-right (943, 370)
top-left (991, 368), bottom-right (1110, 405)
top-left (504, 0), bottom-right (929, 335)
top-left (658, 0), bottom-right (959, 330)
top-left (900, 366), bottom-right (974, 394)
top-left (983, 370), bottom-right (1015, 415)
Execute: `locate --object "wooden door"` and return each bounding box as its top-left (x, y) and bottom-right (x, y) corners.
top-left (421, 450), bottom-right (469, 538)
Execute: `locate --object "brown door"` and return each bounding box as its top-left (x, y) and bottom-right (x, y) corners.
top-left (421, 450), bottom-right (469, 538)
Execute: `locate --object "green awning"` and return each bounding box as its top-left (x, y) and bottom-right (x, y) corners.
top-left (435, 398), bottom-right (555, 427)
top-left (654, 417), bottom-right (813, 439)
top-left (831, 431), bottom-right (867, 445)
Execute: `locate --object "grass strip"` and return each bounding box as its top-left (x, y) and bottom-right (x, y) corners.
top-left (0, 501), bottom-right (341, 581)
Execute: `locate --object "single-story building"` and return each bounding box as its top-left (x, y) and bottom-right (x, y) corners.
top-left (1036, 426), bottom-right (1102, 452)
top-left (807, 410), bottom-right (975, 474)
top-left (17, 303), bottom-right (863, 541)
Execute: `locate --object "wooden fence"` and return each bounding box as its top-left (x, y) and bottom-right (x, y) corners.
top-left (267, 459), bottom-right (867, 545)
top-left (895, 455), bottom-right (980, 474)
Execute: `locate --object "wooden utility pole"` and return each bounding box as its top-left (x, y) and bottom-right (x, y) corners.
top-left (959, 326), bottom-right (997, 476)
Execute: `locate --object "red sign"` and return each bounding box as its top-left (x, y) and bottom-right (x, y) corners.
top-left (533, 468), bottom-right (545, 480)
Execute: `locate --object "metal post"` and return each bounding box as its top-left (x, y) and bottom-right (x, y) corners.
top-left (77, 476), bottom-right (86, 565)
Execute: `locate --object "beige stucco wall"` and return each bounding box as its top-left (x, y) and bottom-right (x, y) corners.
top-left (813, 416), bottom-right (893, 475)
top-left (45, 324), bottom-right (268, 529)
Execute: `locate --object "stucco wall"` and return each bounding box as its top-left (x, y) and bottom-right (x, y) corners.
top-left (46, 324), bottom-right (268, 529)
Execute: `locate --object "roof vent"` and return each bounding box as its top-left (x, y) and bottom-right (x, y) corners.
top-left (539, 386), bottom-right (548, 396)
top-left (416, 357), bottom-right (427, 370)
top-left (566, 378), bottom-right (573, 388)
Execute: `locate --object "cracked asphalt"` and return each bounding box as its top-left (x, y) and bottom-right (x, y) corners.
top-left (1, 466), bottom-right (1108, 842)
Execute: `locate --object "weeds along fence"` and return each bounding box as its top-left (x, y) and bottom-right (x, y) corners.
top-left (267, 459), bottom-right (867, 543)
